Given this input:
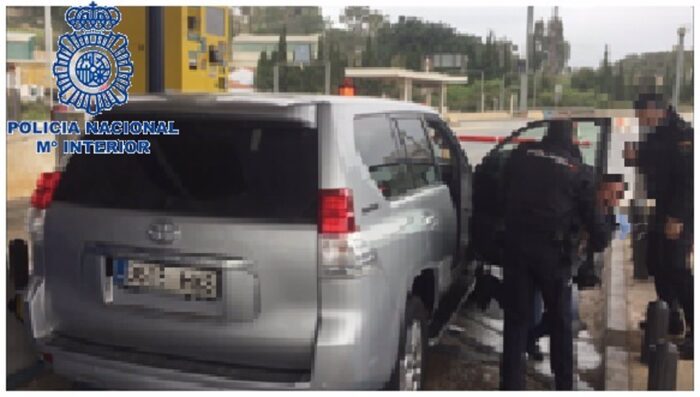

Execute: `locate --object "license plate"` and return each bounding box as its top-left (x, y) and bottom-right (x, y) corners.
top-left (113, 259), bottom-right (219, 301)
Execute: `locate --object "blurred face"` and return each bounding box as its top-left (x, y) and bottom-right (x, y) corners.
top-left (635, 107), bottom-right (666, 128)
top-left (598, 181), bottom-right (625, 209)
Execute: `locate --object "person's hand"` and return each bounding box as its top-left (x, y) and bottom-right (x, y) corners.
top-left (623, 142), bottom-right (638, 166)
top-left (664, 217), bottom-right (683, 240)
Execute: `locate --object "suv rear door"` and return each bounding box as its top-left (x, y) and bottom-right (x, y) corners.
top-left (470, 117), bottom-right (611, 266)
top-left (44, 113), bottom-right (319, 372)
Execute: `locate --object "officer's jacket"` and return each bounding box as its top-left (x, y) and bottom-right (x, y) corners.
top-left (503, 141), bottom-right (610, 252)
top-left (665, 117), bottom-right (693, 228)
top-left (639, 111), bottom-right (694, 225)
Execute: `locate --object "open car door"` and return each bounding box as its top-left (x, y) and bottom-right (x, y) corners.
top-left (469, 117), bottom-right (611, 268)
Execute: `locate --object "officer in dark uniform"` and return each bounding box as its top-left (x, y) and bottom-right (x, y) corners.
top-left (500, 119), bottom-right (612, 390)
top-left (628, 94), bottom-right (694, 357)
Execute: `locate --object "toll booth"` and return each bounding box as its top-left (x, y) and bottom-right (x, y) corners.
top-left (118, 7), bottom-right (231, 93)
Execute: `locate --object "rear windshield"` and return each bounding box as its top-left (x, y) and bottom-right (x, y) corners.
top-left (53, 115), bottom-right (318, 222)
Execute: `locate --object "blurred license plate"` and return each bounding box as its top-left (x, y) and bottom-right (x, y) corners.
top-left (114, 259), bottom-right (219, 301)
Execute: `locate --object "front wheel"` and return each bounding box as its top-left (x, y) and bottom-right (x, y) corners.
top-left (387, 296), bottom-right (428, 390)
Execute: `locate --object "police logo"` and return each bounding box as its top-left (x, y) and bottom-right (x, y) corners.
top-left (52, 2), bottom-right (133, 115)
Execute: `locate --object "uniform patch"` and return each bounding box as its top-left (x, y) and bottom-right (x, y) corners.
top-left (526, 148), bottom-right (577, 171)
top-left (678, 140), bottom-right (692, 154)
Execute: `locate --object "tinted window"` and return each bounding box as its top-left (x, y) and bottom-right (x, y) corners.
top-left (395, 117), bottom-right (438, 188)
top-left (54, 115), bottom-right (318, 222)
top-left (354, 115), bottom-right (412, 198)
top-left (498, 121), bottom-right (602, 167)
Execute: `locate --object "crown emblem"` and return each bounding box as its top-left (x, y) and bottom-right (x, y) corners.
top-left (53, 2), bottom-right (133, 115)
top-left (65, 1), bottom-right (121, 31)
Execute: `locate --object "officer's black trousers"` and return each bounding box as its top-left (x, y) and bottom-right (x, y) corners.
top-left (501, 236), bottom-right (573, 390)
top-left (649, 216), bottom-right (694, 333)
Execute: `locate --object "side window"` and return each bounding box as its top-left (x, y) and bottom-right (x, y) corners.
top-left (573, 120), bottom-right (602, 167)
top-left (424, 119), bottom-right (453, 166)
top-left (501, 125), bottom-right (547, 152)
top-left (394, 117), bottom-right (438, 189)
top-left (354, 115), bottom-right (412, 199)
top-left (497, 121), bottom-right (601, 167)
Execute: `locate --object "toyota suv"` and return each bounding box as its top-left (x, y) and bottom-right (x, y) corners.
top-left (20, 94), bottom-right (474, 390)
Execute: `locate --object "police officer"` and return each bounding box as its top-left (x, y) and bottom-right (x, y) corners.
top-left (500, 119), bottom-right (612, 390)
top-left (628, 94), bottom-right (694, 358)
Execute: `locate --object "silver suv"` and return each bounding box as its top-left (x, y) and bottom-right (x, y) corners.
top-left (22, 94), bottom-right (474, 390)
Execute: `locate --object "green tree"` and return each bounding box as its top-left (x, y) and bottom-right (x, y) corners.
top-left (277, 25), bottom-right (288, 91)
top-left (613, 62), bottom-right (625, 101)
top-left (598, 45), bottom-right (612, 100)
top-left (571, 67), bottom-right (598, 91)
top-left (255, 51), bottom-right (272, 91)
top-left (249, 7), bottom-right (324, 34)
top-left (362, 35), bottom-right (375, 67)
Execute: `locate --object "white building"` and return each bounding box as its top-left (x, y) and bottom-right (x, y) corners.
top-left (231, 33), bottom-right (321, 70)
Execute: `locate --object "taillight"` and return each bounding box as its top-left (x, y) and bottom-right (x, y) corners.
top-left (319, 188), bottom-right (356, 234)
top-left (30, 172), bottom-right (61, 209)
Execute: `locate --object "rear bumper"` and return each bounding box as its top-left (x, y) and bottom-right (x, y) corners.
top-left (44, 346), bottom-right (310, 390)
top-left (27, 270), bottom-right (398, 390)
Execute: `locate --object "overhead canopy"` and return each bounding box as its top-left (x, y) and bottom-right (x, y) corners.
top-left (345, 67), bottom-right (468, 84)
top-left (344, 67), bottom-right (468, 113)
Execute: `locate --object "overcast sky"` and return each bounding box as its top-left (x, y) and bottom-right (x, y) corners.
top-left (322, 6), bottom-right (693, 68)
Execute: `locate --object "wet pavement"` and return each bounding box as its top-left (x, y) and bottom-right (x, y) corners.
top-left (424, 286), bottom-right (605, 390)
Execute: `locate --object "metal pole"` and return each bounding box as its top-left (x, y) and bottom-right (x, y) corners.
top-left (480, 71), bottom-right (484, 113)
top-left (499, 76), bottom-right (504, 111)
top-left (44, 6), bottom-right (53, 108)
top-left (672, 27), bottom-right (686, 109)
top-left (323, 29), bottom-right (330, 95)
top-left (648, 342), bottom-right (678, 390)
top-left (273, 64), bottom-right (279, 93)
top-left (440, 83), bottom-right (446, 115)
top-left (642, 300), bottom-right (670, 363)
top-left (519, 6), bottom-right (533, 114)
top-left (147, 7), bottom-right (165, 93)
top-left (509, 93), bottom-right (514, 115)
top-left (533, 70), bottom-right (537, 108)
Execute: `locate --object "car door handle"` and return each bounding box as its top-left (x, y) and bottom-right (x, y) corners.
top-left (424, 215), bottom-right (437, 226)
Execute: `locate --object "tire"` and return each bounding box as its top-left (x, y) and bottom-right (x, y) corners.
top-left (386, 296), bottom-right (428, 390)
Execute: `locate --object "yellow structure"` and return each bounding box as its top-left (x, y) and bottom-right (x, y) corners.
top-left (9, 60), bottom-right (53, 88)
top-left (118, 7), bottom-right (230, 93)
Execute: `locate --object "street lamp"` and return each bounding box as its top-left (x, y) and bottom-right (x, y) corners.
top-left (672, 26), bottom-right (688, 109)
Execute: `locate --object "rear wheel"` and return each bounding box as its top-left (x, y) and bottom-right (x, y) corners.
top-left (387, 296), bottom-right (428, 390)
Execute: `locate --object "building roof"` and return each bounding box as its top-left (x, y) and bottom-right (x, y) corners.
top-left (233, 33), bottom-right (321, 44)
top-left (345, 67), bottom-right (468, 84)
top-left (7, 31), bottom-right (36, 42)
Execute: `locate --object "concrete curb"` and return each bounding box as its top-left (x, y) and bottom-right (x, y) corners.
top-left (602, 237), bottom-right (630, 390)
